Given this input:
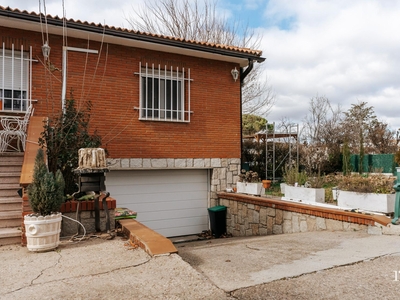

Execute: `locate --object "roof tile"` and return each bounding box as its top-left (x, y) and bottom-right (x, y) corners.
top-left (0, 5), bottom-right (263, 57)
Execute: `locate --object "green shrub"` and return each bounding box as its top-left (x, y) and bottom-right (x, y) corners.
top-left (27, 148), bottom-right (65, 216)
top-left (39, 93), bottom-right (102, 195)
top-left (283, 166), bottom-right (308, 186)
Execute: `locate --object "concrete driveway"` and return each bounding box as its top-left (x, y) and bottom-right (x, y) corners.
top-left (2, 231), bottom-right (400, 299)
top-left (177, 231), bottom-right (400, 298)
top-left (0, 236), bottom-right (226, 300)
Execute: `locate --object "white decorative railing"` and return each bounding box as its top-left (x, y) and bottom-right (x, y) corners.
top-left (0, 42), bottom-right (33, 113)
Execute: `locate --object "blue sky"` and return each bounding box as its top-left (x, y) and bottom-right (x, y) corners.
top-left (222, 0), bottom-right (297, 30)
top-left (6, 0), bottom-right (400, 132)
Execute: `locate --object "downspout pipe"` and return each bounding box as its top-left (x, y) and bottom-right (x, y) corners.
top-left (239, 59), bottom-right (255, 167)
top-left (240, 59), bottom-right (254, 82)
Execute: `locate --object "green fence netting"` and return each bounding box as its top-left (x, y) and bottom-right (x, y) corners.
top-left (350, 154), bottom-right (396, 174)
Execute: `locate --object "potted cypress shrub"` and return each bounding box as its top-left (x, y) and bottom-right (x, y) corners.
top-left (24, 148), bottom-right (65, 252)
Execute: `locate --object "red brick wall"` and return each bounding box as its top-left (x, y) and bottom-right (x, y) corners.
top-left (1, 27), bottom-right (241, 159)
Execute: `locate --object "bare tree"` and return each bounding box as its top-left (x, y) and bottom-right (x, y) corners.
top-left (342, 101), bottom-right (377, 173)
top-left (368, 120), bottom-right (397, 154)
top-left (303, 95), bottom-right (343, 144)
top-left (302, 96), bottom-right (343, 173)
top-left (242, 68), bottom-right (275, 115)
top-left (127, 0), bottom-right (274, 116)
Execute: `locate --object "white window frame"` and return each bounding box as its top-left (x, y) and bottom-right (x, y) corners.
top-left (136, 62), bottom-right (192, 122)
top-left (0, 43), bottom-right (33, 112)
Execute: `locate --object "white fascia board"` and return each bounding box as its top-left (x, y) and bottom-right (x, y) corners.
top-left (1, 17), bottom-right (249, 67)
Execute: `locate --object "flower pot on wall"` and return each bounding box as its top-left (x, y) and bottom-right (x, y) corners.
top-left (246, 182), bottom-right (264, 195)
top-left (236, 182), bottom-right (264, 196)
top-left (24, 213), bottom-right (62, 252)
top-left (337, 190), bottom-right (395, 213)
top-left (262, 180), bottom-right (271, 189)
top-left (280, 183), bottom-right (287, 194)
top-left (236, 182), bottom-right (246, 194)
top-left (283, 185), bottom-right (325, 203)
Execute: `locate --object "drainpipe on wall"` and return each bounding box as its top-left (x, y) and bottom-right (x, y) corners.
top-left (239, 59), bottom-right (254, 167)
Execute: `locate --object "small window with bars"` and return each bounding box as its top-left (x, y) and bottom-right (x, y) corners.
top-left (0, 43), bottom-right (32, 112)
top-left (137, 63), bottom-right (192, 122)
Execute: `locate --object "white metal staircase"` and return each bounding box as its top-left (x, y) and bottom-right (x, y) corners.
top-left (0, 152), bottom-right (23, 246)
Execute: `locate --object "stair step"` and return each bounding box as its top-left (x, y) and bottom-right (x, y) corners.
top-left (0, 227), bottom-right (21, 246)
top-left (0, 211), bottom-right (21, 219)
top-left (0, 183), bottom-right (21, 197)
top-left (0, 161), bottom-right (23, 166)
top-left (0, 153), bottom-right (23, 239)
top-left (0, 211), bottom-right (21, 228)
top-left (0, 172), bottom-right (20, 177)
top-left (0, 183), bottom-right (20, 189)
top-left (0, 166), bottom-right (22, 173)
top-left (0, 154), bottom-right (24, 163)
top-left (0, 190), bottom-right (21, 197)
top-left (0, 174), bottom-right (21, 184)
top-left (0, 197), bottom-right (22, 211)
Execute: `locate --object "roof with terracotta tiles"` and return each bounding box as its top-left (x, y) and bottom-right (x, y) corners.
top-left (0, 5), bottom-right (264, 62)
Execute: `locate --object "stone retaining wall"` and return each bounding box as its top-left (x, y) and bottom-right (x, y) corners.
top-left (218, 195), bottom-right (369, 237)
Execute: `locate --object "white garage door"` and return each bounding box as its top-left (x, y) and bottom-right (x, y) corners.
top-left (106, 169), bottom-right (209, 237)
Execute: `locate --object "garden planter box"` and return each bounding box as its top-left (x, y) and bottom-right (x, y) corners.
top-left (280, 183), bottom-right (287, 194)
top-left (284, 185), bottom-right (325, 203)
top-left (236, 182), bottom-right (247, 194)
top-left (246, 183), bottom-right (264, 195)
top-left (337, 190), bottom-right (395, 213)
top-left (236, 182), bottom-right (264, 196)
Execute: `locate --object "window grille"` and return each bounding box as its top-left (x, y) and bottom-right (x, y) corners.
top-left (0, 43), bottom-right (33, 112)
top-left (136, 62), bottom-right (192, 122)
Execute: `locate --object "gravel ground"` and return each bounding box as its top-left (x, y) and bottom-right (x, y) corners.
top-left (231, 254), bottom-right (400, 300)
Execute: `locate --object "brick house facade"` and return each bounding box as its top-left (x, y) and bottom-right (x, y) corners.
top-left (0, 6), bottom-right (265, 237)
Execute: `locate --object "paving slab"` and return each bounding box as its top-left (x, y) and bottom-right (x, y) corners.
top-left (177, 231), bottom-right (400, 292)
top-left (119, 219), bottom-right (178, 256)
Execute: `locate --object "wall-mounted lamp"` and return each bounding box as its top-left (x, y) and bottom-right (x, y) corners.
top-left (41, 41), bottom-right (51, 60)
top-left (231, 67), bottom-right (239, 82)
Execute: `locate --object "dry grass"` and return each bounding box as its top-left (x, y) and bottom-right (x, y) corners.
top-left (336, 173), bottom-right (395, 194)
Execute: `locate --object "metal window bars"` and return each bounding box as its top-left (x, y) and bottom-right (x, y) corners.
top-left (136, 62), bottom-right (192, 122)
top-left (0, 43), bottom-right (33, 112)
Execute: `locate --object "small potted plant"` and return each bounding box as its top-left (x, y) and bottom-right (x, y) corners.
top-left (282, 166), bottom-right (325, 203)
top-left (24, 148), bottom-right (65, 252)
top-left (237, 170), bottom-right (263, 195)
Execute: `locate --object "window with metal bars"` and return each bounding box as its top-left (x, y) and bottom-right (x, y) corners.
top-left (0, 43), bottom-right (32, 112)
top-left (137, 63), bottom-right (192, 122)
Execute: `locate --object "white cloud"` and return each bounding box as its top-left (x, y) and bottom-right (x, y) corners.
top-left (8, 0), bottom-right (139, 28)
top-left (5, 0), bottom-right (400, 130)
top-left (259, 0), bottom-right (400, 130)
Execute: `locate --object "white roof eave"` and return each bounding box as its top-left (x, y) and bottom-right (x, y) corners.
top-left (1, 16), bottom-right (250, 67)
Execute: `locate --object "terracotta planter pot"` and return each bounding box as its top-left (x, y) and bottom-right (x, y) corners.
top-left (262, 180), bottom-right (271, 189)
